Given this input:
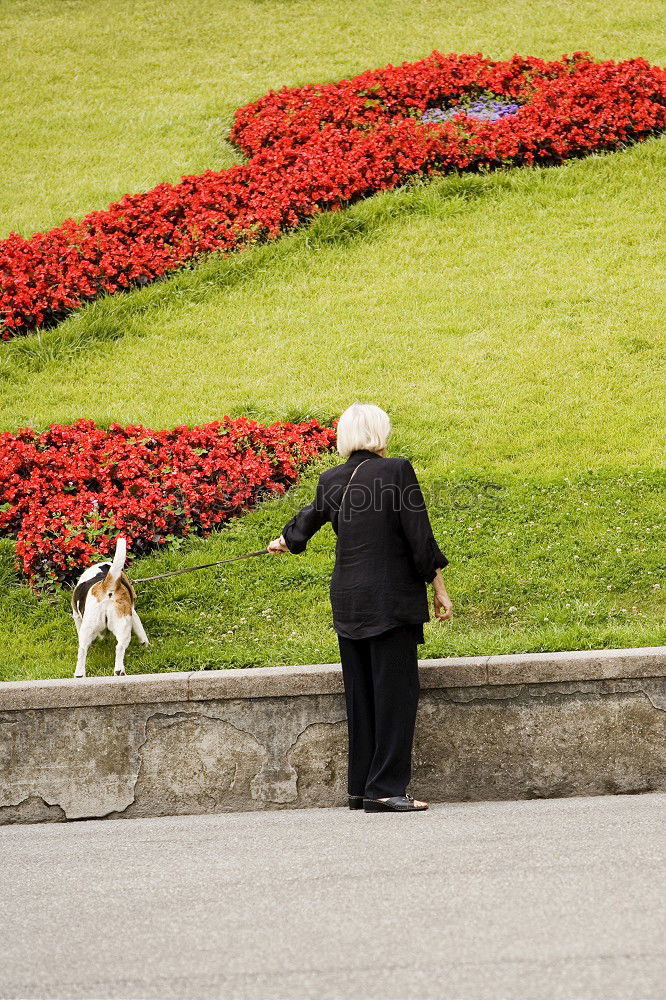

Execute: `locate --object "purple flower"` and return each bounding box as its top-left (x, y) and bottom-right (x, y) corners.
top-left (421, 96), bottom-right (521, 124)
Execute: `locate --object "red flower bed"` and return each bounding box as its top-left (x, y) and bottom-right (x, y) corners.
top-left (0, 417), bottom-right (335, 588)
top-left (1, 51), bottom-right (664, 339)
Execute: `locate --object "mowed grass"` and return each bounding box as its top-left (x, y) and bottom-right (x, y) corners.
top-left (2, 0), bottom-right (666, 239)
top-left (0, 0), bottom-right (664, 679)
top-left (2, 149), bottom-right (665, 470)
top-left (0, 463), bottom-right (663, 681)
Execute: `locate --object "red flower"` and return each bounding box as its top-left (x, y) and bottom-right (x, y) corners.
top-left (0, 417), bottom-right (336, 588)
top-left (1, 51), bottom-right (664, 339)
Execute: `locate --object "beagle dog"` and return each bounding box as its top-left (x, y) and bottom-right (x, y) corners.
top-left (71, 537), bottom-right (148, 678)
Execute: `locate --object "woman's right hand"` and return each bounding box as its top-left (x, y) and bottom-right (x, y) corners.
top-left (267, 534), bottom-right (289, 554)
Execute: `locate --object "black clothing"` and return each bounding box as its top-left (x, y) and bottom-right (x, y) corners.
top-left (338, 625), bottom-right (420, 798)
top-left (282, 449), bottom-right (447, 797)
top-left (281, 450), bottom-right (448, 640)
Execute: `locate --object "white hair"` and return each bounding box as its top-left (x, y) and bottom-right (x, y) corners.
top-left (336, 403), bottom-right (392, 458)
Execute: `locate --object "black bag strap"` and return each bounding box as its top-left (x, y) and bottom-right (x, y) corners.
top-left (338, 458), bottom-right (371, 515)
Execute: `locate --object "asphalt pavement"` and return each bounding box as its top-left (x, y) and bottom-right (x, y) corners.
top-left (1, 792), bottom-right (664, 999)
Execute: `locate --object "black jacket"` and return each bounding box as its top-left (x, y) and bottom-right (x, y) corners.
top-left (281, 449), bottom-right (448, 640)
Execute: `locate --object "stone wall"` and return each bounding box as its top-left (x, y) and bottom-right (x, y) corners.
top-left (1, 647), bottom-right (665, 823)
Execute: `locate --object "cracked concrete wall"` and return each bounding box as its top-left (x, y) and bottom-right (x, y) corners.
top-left (1, 667), bottom-right (665, 824)
top-left (413, 677), bottom-right (666, 801)
top-left (0, 694), bottom-right (350, 822)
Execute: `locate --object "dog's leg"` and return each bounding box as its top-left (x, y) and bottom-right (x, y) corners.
top-left (75, 601), bottom-right (105, 679)
top-left (131, 610), bottom-right (149, 646)
top-left (74, 629), bottom-right (93, 678)
top-left (111, 616), bottom-right (132, 676)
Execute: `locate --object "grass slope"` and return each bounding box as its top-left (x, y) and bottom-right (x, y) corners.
top-left (0, 1), bottom-right (664, 679)
top-left (2, 0), bottom-right (665, 239)
top-left (0, 461), bottom-right (664, 681)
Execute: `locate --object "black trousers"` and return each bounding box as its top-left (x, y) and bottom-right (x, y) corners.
top-left (337, 625), bottom-right (421, 799)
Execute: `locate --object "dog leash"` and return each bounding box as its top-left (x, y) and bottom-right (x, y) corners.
top-left (126, 462), bottom-right (370, 583)
top-left (130, 549), bottom-right (271, 584)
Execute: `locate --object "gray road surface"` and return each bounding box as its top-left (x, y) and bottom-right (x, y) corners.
top-left (1, 792), bottom-right (665, 1000)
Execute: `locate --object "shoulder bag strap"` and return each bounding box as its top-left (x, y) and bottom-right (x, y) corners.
top-left (338, 458), bottom-right (371, 515)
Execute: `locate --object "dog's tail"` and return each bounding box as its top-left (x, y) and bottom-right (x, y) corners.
top-left (106, 536), bottom-right (127, 587)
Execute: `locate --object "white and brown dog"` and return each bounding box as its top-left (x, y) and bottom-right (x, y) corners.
top-left (71, 537), bottom-right (148, 678)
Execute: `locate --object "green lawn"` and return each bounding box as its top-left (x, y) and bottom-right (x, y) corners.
top-left (0, 0), bottom-right (664, 680)
top-left (3, 0), bottom-right (665, 241)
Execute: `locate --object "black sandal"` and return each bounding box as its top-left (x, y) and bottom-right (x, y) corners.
top-left (348, 795), bottom-right (364, 810)
top-left (363, 794), bottom-right (428, 812)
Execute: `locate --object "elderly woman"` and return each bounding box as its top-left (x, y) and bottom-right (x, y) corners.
top-left (268, 403), bottom-right (452, 813)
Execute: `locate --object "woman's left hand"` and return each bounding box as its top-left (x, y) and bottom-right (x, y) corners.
top-left (432, 571), bottom-right (453, 621)
top-left (267, 535), bottom-right (289, 554)
top-left (434, 590), bottom-right (453, 621)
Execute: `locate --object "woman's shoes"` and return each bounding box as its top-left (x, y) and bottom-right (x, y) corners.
top-left (363, 794), bottom-right (428, 812)
top-left (349, 792), bottom-right (429, 811)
